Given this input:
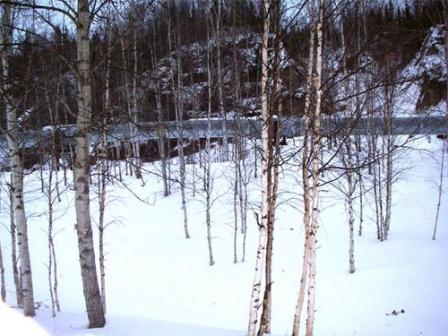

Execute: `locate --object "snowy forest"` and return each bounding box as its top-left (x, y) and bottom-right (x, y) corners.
top-left (0, 0), bottom-right (447, 335)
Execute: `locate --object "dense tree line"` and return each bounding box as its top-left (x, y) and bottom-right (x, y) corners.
top-left (1, 0), bottom-right (444, 130)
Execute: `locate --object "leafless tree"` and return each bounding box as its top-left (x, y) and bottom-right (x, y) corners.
top-left (305, 1), bottom-right (324, 334)
top-left (292, 0), bottom-right (316, 333)
top-left (258, 1), bottom-right (283, 334)
top-left (45, 163), bottom-right (62, 317)
top-left (204, 9), bottom-right (215, 265)
top-left (7, 178), bottom-right (23, 307)
top-left (1, 2), bottom-right (35, 316)
top-left (149, 14), bottom-right (171, 197)
top-left (168, 5), bottom-right (190, 239)
top-left (432, 139), bottom-right (445, 240)
top-left (73, 0), bottom-right (106, 327)
top-left (212, 0), bottom-right (228, 161)
top-left (248, 1), bottom-right (271, 334)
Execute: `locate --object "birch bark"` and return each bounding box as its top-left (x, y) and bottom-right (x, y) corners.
top-left (74, 0), bottom-right (105, 327)
top-left (305, 2), bottom-right (323, 334)
top-left (1, 3), bottom-right (35, 316)
top-left (248, 1), bottom-right (270, 334)
top-left (292, 1), bottom-right (316, 333)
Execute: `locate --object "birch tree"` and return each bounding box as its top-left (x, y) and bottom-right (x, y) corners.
top-left (7, 178), bottom-right (23, 306)
top-left (46, 163), bottom-right (61, 317)
top-left (120, 32), bottom-right (135, 176)
top-left (73, 0), bottom-right (106, 327)
top-left (6, 0), bottom-right (108, 325)
top-left (339, 2), bottom-right (356, 273)
top-left (1, 2), bottom-right (35, 316)
top-left (292, 1), bottom-right (316, 333)
top-left (150, 18), bottom-right (170, 197)
top-left (230, 0), bottom-right (250, 264)
top-left (205, 8), bottom-right (215, 266)
top-left (247, 1), bottom-right (270, 334)
top-left (168, 4), bottom-right (190, 239)
top-left (213, 0), bottom-right (228, 161)
top-left (433, 139), bottom-right (445, 240)
top-left (305, 1), bottom-right (324, 334)
top-left (97, 11), bottom-right (114, 314)
top-left (258, 1), bottom-right (283, 334)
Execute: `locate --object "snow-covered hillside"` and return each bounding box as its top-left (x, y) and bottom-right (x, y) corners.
top-left (141, 31), bottom-right (302, 120)
top-left (399, 24), bottom-right (447, 115)
top-left (1, 135), bottom-right (447, 335)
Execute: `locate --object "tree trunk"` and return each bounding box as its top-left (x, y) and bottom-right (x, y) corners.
top-left (306, 2), bottom-right (323, 334)
top-left (8, 179), bottom-right (23, 307)
top-left (47, 167), bottom-right (56, 317)
top-left (47, 165), bottom-right (61, 316)
top-left (205, 13), bottom-right (214, 266)
top-left (120, 35), bottom-right (134, 176)
top-left (340, 11), bottom-right (356, 274)
top-left (258, 3), bottom-right (282, 332)
top-left (233, 166), bottom-right (239, 264)
top-left (131, 2), bottom-right (141, 174)
top-left (215, 0), bottom-right (228, 161)
top-left (97, 15), bottom-right (112, 314)
top-left (248, 1), bottom-right (270, 334)
top-left (74, 0), bottom-right (105, 328)
top-left (168, 11), bottom-right (190, 239)
top-left (384, 84), bottom-right (393, 238)
top-left (150, 18), bottom-right (170, 197)
top-left (345, 144), bottom-right (356, 274)
top-left (98, 168), bottom-right (107, 314)
top-left (292, 1), bottom-right (315, 332)
top-left (1, 3), bottom-right (35, 316)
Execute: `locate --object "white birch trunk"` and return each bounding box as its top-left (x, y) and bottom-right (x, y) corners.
top-left (1, 3), bottom-right (35, 316)
top-left (384, 83), bottom-right (393, 238)
top-left (248, 1), bottom-right (270, 334)
top-left (168, 13), bottom-right (190, 239)
top-left (47, 165), bottom-right (60, 315)
top-left (345, 141), bottom-right (356, 274)
top-left (74, 0), bottom-right (105, 327)
top-left (8, 179), bottom-right (23, 306)
top-left (258, 4), bottom-right (283, 332)
top-left (292, 1), bottom-right (316, 332)
top-left (98, 164), bottom-right (107, 314)
top-left (47, 167), bottom-right (56, 317)
top-left (233, 166), bottom-right (238, 264)
top-left (306, 2), bottom-right (323, 334)
top-left (205, 14), bottom-right (215, 266)
top-left (97, 16), bottom-right (112, 314)
top-left (340, 11), bottom-right (356, 274)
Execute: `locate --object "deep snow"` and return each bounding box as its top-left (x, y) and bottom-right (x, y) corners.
top-left (0, 135), bottom-right (447, 336)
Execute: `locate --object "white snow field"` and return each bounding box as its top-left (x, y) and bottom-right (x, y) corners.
top-left (1, 135), bottom-right (447, 335)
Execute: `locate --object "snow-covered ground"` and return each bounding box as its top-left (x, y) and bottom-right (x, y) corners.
top-left (1, 135), bottom-right (447, 335)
